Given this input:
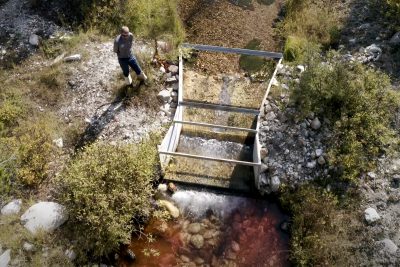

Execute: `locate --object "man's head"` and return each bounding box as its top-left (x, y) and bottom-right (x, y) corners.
top-left (121, 26), bottom-right (130, 38)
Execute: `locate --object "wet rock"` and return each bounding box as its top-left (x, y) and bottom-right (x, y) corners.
top-left (364, 207), bottom-right (380, 223)
top-left (29, 34), bottom-right (39, 46)
top-left (231, 241), bottom-right (240, 252)
top-left (187, 223), bottom-right (201, 234)
top-left (23, 242), bottom-right (35, 252)
top-left (194, 257), bottom-right (205, 264)
top-left (190, 234), bottom-right (204, 249)
top-left (157, 90), bottom-right (171, 103)
top-left (20, 202), bottom-right (68, 234)
top-left (203, 230), bottom-right (214, 239)
top-left (390, 32), bottom-right (400, 45)
top-left (180, 255), bottom-right (190, 262)
top-left (0, 249), bottom-right (11, 267)
top-left (64, 54), bottom-right (82, 62)
top-left (377, 239), bottom-right (398, 255)
top-left (1, 199), bottom-right (22, 215)
top-left (158, 200), bottom-right (179, 218)
top-left (167, 182), bottom-right (177, 193)
top-left (310, 117), bottom-right (321, 130)
top-left (126, 249), bottom-right (136, 261)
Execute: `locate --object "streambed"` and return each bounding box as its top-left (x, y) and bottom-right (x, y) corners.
top-left (121, 190), bottom-right (290, 267)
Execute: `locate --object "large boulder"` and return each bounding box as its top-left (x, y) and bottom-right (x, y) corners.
top-left (20, 202), bottom-right (68, 234)
top-left (1, 199), bottom-right (22, 215)
top-left (0, 249), bottom-right (11, 267)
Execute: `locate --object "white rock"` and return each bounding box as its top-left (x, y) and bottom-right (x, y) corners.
top-left (29, 34), bottom-right (39, 46)
top-left (20, 202), bottom-right (68, 234)
top-left (64, 54), bottom-right (82, 62)
top-left (158, 200), bottom-right (179, 218)
top-left (367, 172), bottom-right (377, 179)
top-left (271, 77), bottom-right (279, 87)
top-left (157, 90), bottom-right (171, 102)
top-left (365, 44), bottom-right (382, 61)
top-left (296, 65), bottom-right (305, 73)
top-left (166, 77), bottom-right (177, 83)
top-left (1, 199), bottom-right (22, 215)
top-left (65, 249), bottom-right (77, 261)
top-left (0, 249), bottom-right (11, 267)
top-left (157, 184), bottom-right (168, 192)
top-left (315, 149), bottom-right (323, 157)
top-left (159, 66), bottom-right (166, 73)
top-left (270, 176), bottom-right (281, 192)
top-left (23, 242), bottom-right (35, 252)
top-left (364, 207), bottom-right (380, 223)
top-left (53, 138), bottom-right (63, 148)
top-left (310, 117), bottom-right (321, 130)
top-left (168, 65), bottom-right (179, 74)
top-left (307, 161), bottom-right (317, 169)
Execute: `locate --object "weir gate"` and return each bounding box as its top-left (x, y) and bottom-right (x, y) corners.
top-left (158, 44), bottom-right (283, 192)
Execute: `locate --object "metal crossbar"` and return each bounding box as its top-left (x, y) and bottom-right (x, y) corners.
top-left (182, 43), bottom-right (283, 59)
top-left (180, 100), bottom-right (259, 114)
top-left (158, 151), bottom-right (261, 167)
top-left (173, 120), bottom-right (257, 133)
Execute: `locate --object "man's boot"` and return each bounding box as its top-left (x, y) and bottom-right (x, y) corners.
top-left (125, 74), bottom-right (132, 85)
top-left (137, 72), bottom-right (148, 81)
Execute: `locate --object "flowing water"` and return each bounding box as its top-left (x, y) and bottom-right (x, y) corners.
top-left (121, 190), bottom-right (290, 267)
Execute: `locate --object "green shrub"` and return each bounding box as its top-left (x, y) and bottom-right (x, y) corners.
top-left (283, 36), bottom-right (310, 61)
top-left (281, 0), bottom-right (342, 47)
top-left (13, 117), bottom-right (58, 186)
top-left (59, 136), bottom-right (160, 259)
top-left (292, 52), bottom-right (400, 181)
top-left (0, 88), bottom-right (25, 131)
top-left (280, 185), bottom-right (361, 266)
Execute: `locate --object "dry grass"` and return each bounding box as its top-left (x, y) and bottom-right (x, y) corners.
top-left (179, 0), bottom-right (283, 73)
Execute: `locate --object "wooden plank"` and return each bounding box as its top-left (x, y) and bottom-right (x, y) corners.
top-left (180, 100), bottom-right (259, 115)
top-left (182, 43), bottom-right (283, 59)
top-left (173, 120), bottom-right (258, 133)
top-left (158, 151), bottom-right (261, 167)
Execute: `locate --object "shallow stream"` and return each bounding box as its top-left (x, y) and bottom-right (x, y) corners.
top-left (122, 190), bottom-right (290, 267)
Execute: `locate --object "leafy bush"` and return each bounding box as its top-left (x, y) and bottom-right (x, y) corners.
top-left (0, 87), bottom-right (25, 132)
top-left (280, 185), bottom-right (361, 266)
top-left (292, 52), bottom-right (400, 181)
top-left (283, 36), bottom-right (310, 61)
top-left (280, 0), bottom-right (343, 60)
top-left (59, 137), bottom-right (159, 259)
top-left (13, 117), bottom-right (58, 186)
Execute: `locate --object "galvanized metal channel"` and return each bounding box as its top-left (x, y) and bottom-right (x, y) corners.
top-left (158, 44), bottom-right (283, 192)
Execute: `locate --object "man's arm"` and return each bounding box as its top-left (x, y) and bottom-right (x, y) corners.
top-left (113, 37), bottom-right (119, 54)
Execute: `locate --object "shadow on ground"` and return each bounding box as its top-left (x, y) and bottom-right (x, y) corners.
top-left (75, 81), bottom-right (144, 149)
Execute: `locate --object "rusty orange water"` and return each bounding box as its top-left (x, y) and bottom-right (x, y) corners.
top-left (119, 195), bottom-right (290, 267)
